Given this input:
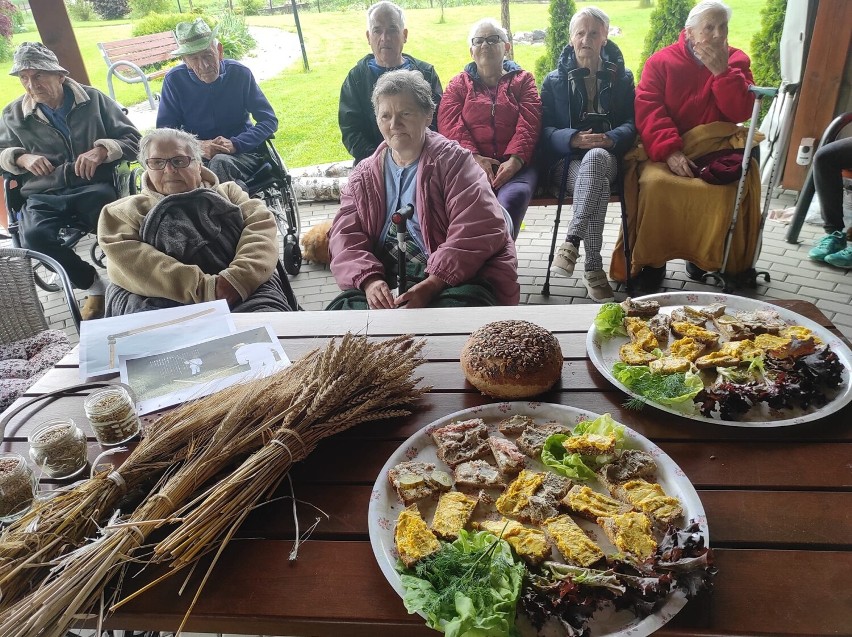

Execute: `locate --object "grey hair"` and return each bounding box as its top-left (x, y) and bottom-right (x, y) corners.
top-left (371, 69), bottom-right (435, 117)
top-left (569, 6), bottom-right (610, 38)
top-left (367, 1), bottom-right (405, 30)
top-left (685, 0), bottom-right (732, 29)
top-left (138, 128), bottom-right (203, 166)
top-left (468, 18), bottom-right (508, 45)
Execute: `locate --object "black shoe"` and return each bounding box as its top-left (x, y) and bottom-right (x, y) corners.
top-left (636, 265), bottom-right (666, 290)
top-left (685, 261), bottom-right (707, 281)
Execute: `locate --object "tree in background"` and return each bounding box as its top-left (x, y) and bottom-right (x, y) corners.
top-left (637, 0), bottom-right (693, 79)
top-left (129, 0), bottom-right (171, 18)
top-left (750, 0), bottom-right (785, 116)
top-left (92, 0), bottom-right (130, 19)
top-left (0, 0), bottom-right (19, 62)
top-left (501, 0), bottom-right (513, 61)
top-left (534, 0), bottom-right (576, 86)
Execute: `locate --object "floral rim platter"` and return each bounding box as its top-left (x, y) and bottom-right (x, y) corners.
top-left (586, 292), bottom-right (852, 428)
top-left (368, 401), bottom-right (708, 637)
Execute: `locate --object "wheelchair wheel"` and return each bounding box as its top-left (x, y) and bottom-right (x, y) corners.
top-left (91, 241), bottom-right (106, 268)
top-left (33, 261), bottom-right (62, 292)
top-left (283, 239), bottom-right (302, 276)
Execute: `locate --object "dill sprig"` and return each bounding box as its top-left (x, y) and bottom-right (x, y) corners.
top-left (631, 371), bottom-right (693, 402)
top-left (413, 533), bottom-right (509, 616)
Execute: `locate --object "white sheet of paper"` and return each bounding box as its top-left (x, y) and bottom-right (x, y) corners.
top-left (79, 300), bottom-right (235, 379)
top-left (118, 324), bottom-right (290, 415)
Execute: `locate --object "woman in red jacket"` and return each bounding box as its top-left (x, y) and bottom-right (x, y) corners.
top-left (632, 0), bottom-right (755, 286)
top-left (438, 18), bottom-right (541, 239)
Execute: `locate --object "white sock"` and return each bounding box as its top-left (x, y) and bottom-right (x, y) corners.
top-left (87, 273), bottom-right (107, 295)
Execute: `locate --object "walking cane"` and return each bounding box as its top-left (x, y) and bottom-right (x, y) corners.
top-left (392, 204), bottom-right (415, 294)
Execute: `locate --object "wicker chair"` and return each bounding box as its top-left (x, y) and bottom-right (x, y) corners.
top-left (0, 248), bottom-right (81, 412)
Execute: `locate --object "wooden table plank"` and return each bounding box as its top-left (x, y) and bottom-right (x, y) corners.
top-left (107, 542), bottom-right (852, 637)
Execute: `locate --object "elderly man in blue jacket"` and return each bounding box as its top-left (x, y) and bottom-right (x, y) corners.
top-left (157, 18), bottom-right (278, 189)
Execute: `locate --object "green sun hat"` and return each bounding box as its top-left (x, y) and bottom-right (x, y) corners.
top-left (172, 18), bottom-right (219, 56)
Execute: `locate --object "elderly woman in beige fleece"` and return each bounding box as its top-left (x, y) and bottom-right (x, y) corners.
top-left (98, 128), bottom-right (293, 316)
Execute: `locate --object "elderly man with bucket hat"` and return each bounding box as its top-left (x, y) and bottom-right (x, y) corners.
top-left (0, 42), bottom-right (141, 320)
top-left (157, 18), bottom-right (278, 189)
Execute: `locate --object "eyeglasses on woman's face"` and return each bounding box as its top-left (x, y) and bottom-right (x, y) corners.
top-left (145, 156), bottom-right (195, 171)
top-left (471, 34), bottom-right (503, 47)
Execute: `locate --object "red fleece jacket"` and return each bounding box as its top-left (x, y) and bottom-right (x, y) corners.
top-left (635, 30), bottom-right (755, 162)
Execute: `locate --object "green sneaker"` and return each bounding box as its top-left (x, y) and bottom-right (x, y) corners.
top-left (808, 231), bottom-right (847, 261)
top-left (824, 246), bottom-right (852, 269)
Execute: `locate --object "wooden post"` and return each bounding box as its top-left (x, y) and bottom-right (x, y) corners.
top-left (780, 0), bottom-right (852, 191)
top-left (29, 0), bottom-right (89, 85)
top-left (501, 0), bottom-right (513, 61)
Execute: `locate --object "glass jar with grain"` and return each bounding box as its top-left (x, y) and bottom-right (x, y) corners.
top-left (0, 453), bottom-right (36, 523)
top-left (28, 418), bottom-right (88, 479)
top-left (84, 386), bottom-right (141, 446)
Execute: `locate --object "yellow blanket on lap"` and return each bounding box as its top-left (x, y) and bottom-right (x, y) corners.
top-left (610, 122), bottom-right (764, 282)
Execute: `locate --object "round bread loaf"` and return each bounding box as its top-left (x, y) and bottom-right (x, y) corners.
top-left (460, 320), bottom-right (563, 399)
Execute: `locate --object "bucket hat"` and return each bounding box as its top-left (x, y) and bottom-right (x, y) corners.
top-left (9, 42), bottom-right (69, 76)
top-left (172, 18), bottom-right (219, 56)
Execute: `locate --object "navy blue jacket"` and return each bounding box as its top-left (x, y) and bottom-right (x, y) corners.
top-left (157, 59), bottom-right (278, 154)
top-left (540, 40), bottom-right (636, 168)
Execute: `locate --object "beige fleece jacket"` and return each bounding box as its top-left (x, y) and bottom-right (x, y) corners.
top-left (98, 167), bottom-right (278, 304)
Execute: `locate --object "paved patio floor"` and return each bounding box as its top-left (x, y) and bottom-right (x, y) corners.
top-left (7, 189), bottom-right (851, 344)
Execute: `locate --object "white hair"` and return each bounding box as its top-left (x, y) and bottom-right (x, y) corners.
top-left (468, 18), bottom-right (508, 45)
top-left (685, 0), bottom-right (732, 29)
top-left (139, 128), bottom-right (203, 165)
top-left (569, 6), bottom-right (610, 38)
top-left (367, 1), bottom-right (405, 30)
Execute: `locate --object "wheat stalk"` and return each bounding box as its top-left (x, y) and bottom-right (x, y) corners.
top-left (0, 334), bottom-right (427, 636)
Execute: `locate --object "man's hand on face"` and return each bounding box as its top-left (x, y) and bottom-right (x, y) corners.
top-left (74, 146), bottom-right (109, 181)
top-left (200, 139), bottom-right (232, 160)
top-left (16, 153), bottom-right (55, 176)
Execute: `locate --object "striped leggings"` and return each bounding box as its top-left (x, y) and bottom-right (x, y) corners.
top-left (550, 148), bottom-right (617, 271)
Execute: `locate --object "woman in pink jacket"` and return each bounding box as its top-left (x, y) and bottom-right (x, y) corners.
top-left (327, 70), bottom-right (519, 310)
top-left (438, 18), bottom-right (541, 239)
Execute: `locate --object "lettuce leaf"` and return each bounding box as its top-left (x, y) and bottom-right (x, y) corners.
top-left (541, 434), bottom-right (597, 481)
top-left (573, 412), bottom-right (625, 441)
top-left (399, 530), bottom-right (524, 637)
top-left (594, 303), bottom-right (627, 338)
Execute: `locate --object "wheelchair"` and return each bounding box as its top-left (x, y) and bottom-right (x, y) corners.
top-left (244, 138), bottom-right (303, 276)
top-left (3, 161), bottom-right (142, 292)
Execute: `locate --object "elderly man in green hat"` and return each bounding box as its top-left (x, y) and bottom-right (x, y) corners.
top-left (157, 18), bottom-right (278, 190)
top-left (0, 42), bottom-right (141, 320)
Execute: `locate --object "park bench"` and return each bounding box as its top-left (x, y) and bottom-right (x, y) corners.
top-left (97, 31), bottom-right (178, 110)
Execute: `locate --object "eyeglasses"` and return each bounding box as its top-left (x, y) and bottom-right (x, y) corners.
top-left (145, 156), bottom-right (194, 170)
top-left (471, 35), bottom-right (504, 47)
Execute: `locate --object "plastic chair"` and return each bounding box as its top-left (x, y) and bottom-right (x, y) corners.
top-left (786, 111), bottom-right (852, 244)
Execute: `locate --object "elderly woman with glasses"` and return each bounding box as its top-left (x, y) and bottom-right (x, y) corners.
top-left (437, 18), bottom-right (541, 239)
top-left (540, 6), bottom-right (636, 303)
top-left (328, 69), bottom-right (519, 310)
top-left (98, 128), bottom-right (293, 316)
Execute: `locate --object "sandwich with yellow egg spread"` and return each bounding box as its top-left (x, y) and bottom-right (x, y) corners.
top-left (595, 300), bottom-right (846, 421)
top-left (390, 411), bottom-right (713, 637)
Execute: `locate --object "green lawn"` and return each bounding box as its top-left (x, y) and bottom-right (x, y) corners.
top-left (0, 1), bottom-right (766, 167)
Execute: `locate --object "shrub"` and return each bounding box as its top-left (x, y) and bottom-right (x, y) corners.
top-left (239, 0), bottom-right (263, 17)
top-left (534, 0), bottom-right (575, 86)
top-left (93, 0), bottom-right (130, 19)
top-left (0, 0), bottom-right (19, 60)
top-left (132, 12), bottom-right (214, 37)
top-left (128, 0), bottom-right (172, 18)
top-left (216, 10), bottom-right (256, 60)
top-left (750, 0), bottom-right (785, 114)
top-left (637, 0), bottom-right (694, 79)
top-left (67, 0), bottom-right (98, 21)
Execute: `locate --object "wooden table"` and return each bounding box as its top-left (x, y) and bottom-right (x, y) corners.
top-left (2, 302), bottom-right (851, 636)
